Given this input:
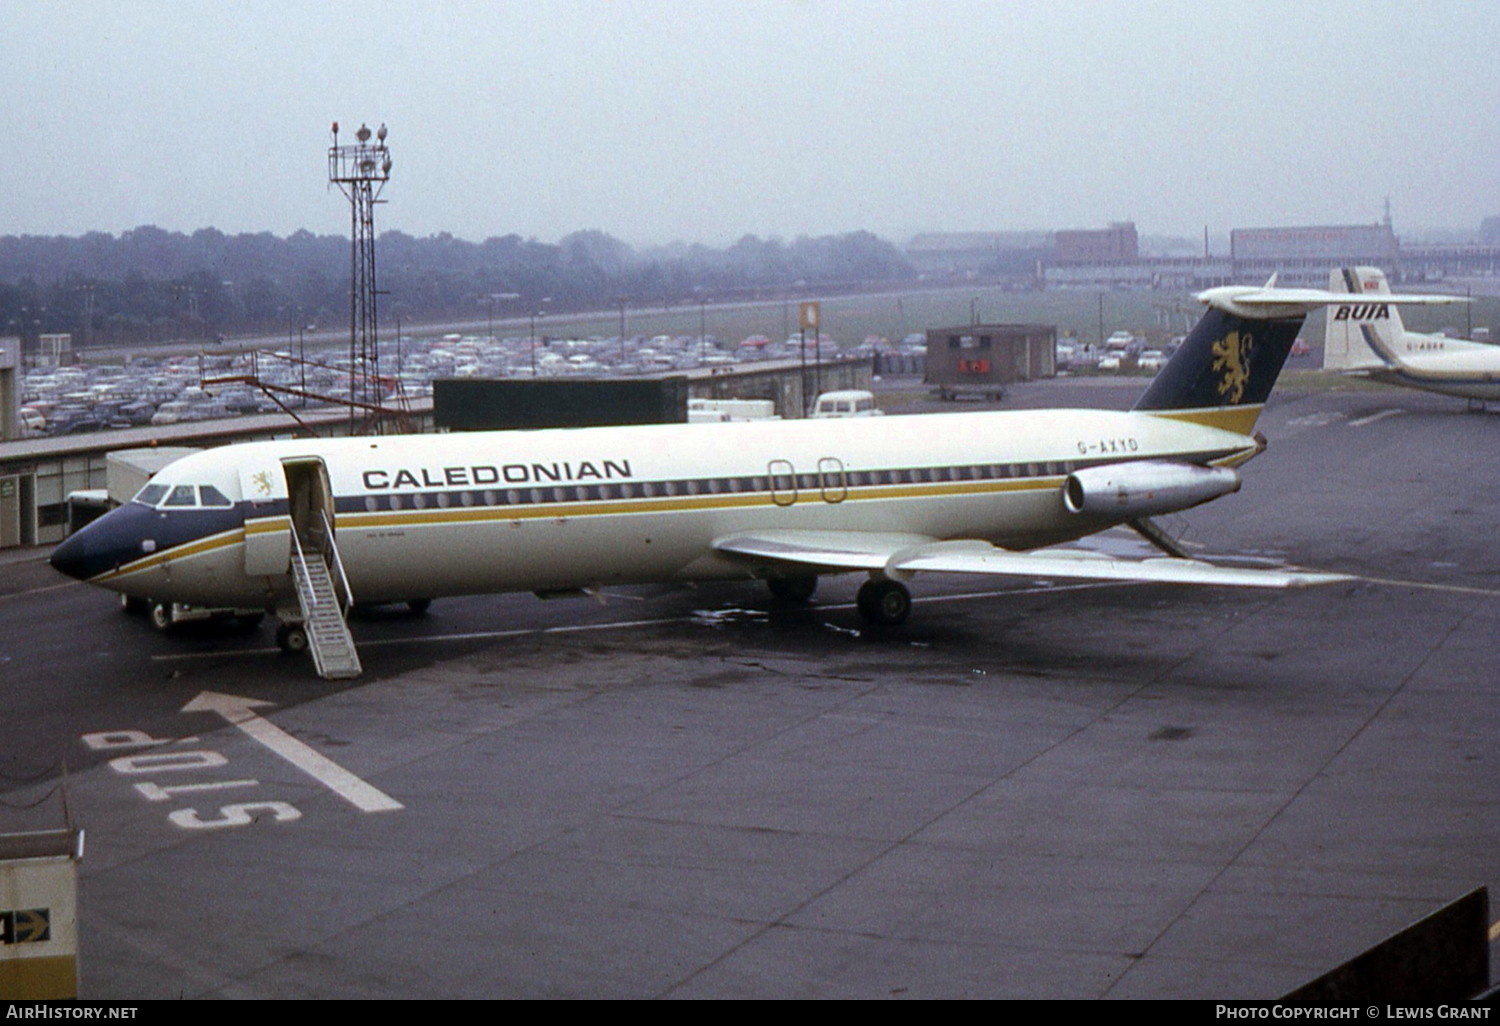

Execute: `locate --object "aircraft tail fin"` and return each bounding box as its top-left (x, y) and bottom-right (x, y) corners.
top-left (1132, 286), bottom-right (1302, 434)
top-left (1324, 266), bottom-right (1481, 371)
top-left (1323, 266), bottom-right (1404, 371)
top-left (1136, 273), bottom-right (1469, 432)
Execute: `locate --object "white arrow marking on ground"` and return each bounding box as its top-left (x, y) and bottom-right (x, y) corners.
top-left (181, 691), bottom-right (403, 813)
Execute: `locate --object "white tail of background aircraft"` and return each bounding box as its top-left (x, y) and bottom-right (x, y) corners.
top-left (1324, 267), bottom-right (1494, 400)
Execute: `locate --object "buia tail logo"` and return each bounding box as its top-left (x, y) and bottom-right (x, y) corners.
top-left (1211, 330), bottom-right (1254, 404)
top-left (1333, 304), bottom-right (1391, 321)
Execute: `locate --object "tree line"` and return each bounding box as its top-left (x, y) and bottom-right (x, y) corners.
top-left (0, 225), bottom-right (916, 349)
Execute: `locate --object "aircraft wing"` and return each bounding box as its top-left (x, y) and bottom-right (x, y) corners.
top-left (713, 530), bottom-right (1350, 589)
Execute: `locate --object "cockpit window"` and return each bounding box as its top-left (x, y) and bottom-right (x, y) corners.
top-left (163, 485), bottom-right (197, 507)
top-left (199, 485), bottom-right (233, 507)
top-left (135, 484), bottom-right (168, 506)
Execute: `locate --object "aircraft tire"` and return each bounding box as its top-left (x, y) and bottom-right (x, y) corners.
top-left (148, 601), bottom-right (177, 634)
top-left (275, 623), bottom-right (309, 655)
top-left (856, 579), bottom-right (911, 626)
top-left (767, 574), bottom-right (818, 604)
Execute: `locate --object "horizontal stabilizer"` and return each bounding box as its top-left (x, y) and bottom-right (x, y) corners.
top-left (1200, 284), bottom-right (1466, 321)
top-left (714, 530), bottom-right (1351, 590)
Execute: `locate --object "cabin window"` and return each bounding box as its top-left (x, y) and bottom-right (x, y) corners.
top-left (459, 492), bottom-right (474, 507)
top-left (364, 497), bottom-right (378, 512)
top-left (436, 493), bottom-right (451, 508)
top-left (135, 484), bottom-right (167, 506)
top-left (412, 494), bottom-right (428, 510)
top-left (389, 494), bottom-right (404, 511)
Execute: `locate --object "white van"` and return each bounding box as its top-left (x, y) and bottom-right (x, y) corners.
top-left (810, 390), bottom-right (883, 418)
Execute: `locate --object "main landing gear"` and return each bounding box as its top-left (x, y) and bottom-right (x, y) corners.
top-left (856, 578), bottom-right (912, 627)
top-left (762, 573), bottom-right (913, 627)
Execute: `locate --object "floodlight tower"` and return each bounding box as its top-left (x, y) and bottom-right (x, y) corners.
top-left (328, 121), bottom-right (392, 433)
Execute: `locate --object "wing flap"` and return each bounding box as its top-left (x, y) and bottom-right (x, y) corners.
top-left (714, 530), bottom-right (1349, 589)
top-left (892, 542), bottom-right (1350, 589)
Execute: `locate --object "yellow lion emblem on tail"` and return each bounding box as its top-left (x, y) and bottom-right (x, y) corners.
top-left (1211, 331), bottom-right (1254, 403)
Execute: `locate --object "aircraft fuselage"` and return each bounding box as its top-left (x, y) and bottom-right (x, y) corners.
top-left (52, 407), bottom-right (1259, 610)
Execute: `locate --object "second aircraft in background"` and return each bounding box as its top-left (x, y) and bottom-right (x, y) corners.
top-left (1323, 266), bottom-right (1495, 404)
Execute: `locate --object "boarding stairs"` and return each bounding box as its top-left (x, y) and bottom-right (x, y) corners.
top-left (290, 513), bottom-right (362, 680)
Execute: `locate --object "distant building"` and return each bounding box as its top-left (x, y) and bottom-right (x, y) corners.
top-left (0, 338), bottom-right (18, 442)
top-left (1230, 224), bottom-right (1398, 284)
top-left (36, 334), bottom-right (73, 368)
top-left (1054, 222), bottom-right (1138, 264)
top-left (1046, 221), bottom-right (1408, 289)
top-left (905, 232), bottom-right (1052, 278)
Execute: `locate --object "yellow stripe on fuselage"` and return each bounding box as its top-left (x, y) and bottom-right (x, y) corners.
top-left (90, 527), bottom-right (248, 584)
top-left (1146, 405), bottom-right (1264, 436)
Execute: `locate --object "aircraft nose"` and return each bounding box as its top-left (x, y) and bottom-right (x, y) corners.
top-left (49, 504), bottom-right (156, 582)
top-left (48, 530), bottom-right (94, 581)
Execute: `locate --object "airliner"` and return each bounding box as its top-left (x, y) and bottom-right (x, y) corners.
top-left (1324, 266), bottom-right (1496, 402)
top-left (49, 280), bottom-right (1461, 678)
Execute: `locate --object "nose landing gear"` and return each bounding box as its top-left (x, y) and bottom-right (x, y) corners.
top-left (275, 622), bottom-right (309, 654)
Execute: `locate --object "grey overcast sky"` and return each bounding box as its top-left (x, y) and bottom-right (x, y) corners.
top-left (4, 0), bottom-right (1496, 246)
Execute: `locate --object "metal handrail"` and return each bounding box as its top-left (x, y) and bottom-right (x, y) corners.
top-left (287, 522), bottom-right (319, 611)
top-left (319, 508), bottom-right (355, 611)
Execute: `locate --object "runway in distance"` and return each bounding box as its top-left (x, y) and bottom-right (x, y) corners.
top-left (49, 278), bottom-right (1463, 678)
top-left (1324, 266), bottom-right (1496, 403)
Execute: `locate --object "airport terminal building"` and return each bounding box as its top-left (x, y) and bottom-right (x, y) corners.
top-left (912, 221), bottom-right (1497, 289)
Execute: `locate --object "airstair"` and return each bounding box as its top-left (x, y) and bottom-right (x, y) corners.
top-left (289, 512), bottom-right (362, 680)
